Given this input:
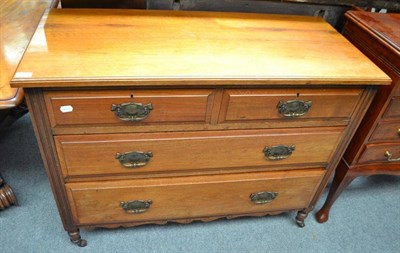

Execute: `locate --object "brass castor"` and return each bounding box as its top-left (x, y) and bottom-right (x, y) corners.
top-left (68, 230), bottom-right (87, 247)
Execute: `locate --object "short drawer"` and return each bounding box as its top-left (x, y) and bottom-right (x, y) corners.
top-left (218, 88), bottom-right (362, 123)
top-left (55, 128), bottom-right (343, 178)
top-left (358, 143), bottom-right (400, 164)
top-left (44, 89), bottom-right (215, 127)
top-left (383, 97), bottom-right (400, 119)
top-left (370, 121), bottom-right (400, 142)
top-left (66, 169), bottom-right (325, 225)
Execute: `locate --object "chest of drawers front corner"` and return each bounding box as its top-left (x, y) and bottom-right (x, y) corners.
top-left (12, 9), bottom-right (390, 246)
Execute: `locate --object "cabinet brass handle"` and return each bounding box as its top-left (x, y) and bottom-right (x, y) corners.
top-left (250, 191), bottom-right (278, 204)
top-left (384, 151), bottom-right (400, 162)
top-left (263, 145), bottom-right (295, 160)
top-left (115, 151), bottom-right (153, 168)
top-left (397, 128), bottom-right (400, 137)
top-left (111, 102), bottom-right (153, 121)
top-left (120, 200), bottom-right (152, 214)
top-left (277, 100), bottom-right (312, 118)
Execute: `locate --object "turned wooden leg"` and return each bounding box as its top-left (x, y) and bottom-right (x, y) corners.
top-left (296, 209), bottom-right (309, 228)
top-left (0, 176), bottom-right (18, 210)
top-left (68, 229), bottom-right (87, 247)
top-left (316, 160), bottom-right (357, 223)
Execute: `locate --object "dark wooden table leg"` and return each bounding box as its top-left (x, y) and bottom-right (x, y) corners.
top-left (0, 175), bottom-right (18, 210)
top-left (316, 159), bottom-right (356, 223)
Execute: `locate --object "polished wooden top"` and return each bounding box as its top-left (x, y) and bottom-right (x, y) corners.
top-left (12, 9), bottom-right (390, 88)
top-left (0, 0), bottom-right (56, 108)
top-left (346, 11), bottom-right (400, 54)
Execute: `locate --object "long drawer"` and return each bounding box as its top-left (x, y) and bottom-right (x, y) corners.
top-left (66, 169), bottom-right (325, 225)
top-left (218, 88), bottom-right (362, 123)
top-left (55, 128), bottom-right (343, 178)
top-left (44, 89), bottom-right (215, 127)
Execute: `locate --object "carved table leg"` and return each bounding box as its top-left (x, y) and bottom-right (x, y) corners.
top-left (0, 176), bottom-right (18, 210)
top-left (68, 229), bottom-right (87, 247)
top-left (316, 160), bottom-right (357, 223)
top-left (296, 209), bottom-right (309, 227)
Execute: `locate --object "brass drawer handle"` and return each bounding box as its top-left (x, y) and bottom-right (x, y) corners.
top-left (111, 102), bottom-right (153, 121)
top-left (115, 151), bottom-right (153, 168)
top-left (250, 191), bottom-right (278, 204)
top-left (120, 200), bottom-right (152, 214)
top-left (277, 100), bottom-right (312, 118)
top-left (263, 145), bottom-right (295, 160)
top-left (397, 128), bottom-right (400, 137)
top-left (384, 151), bottom-right (400, 162)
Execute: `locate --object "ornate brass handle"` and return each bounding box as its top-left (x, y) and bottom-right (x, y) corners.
top-left (384, 151), bottom-right (400, 162)
top-left (250, 191), bottom-right (278, 204)
top-left (115, 151), bottom-right (153, 168)
top-left (263, 145), bottom-right (295, 160)
top-left (111, 102), bottom-right (153, 121)
top-left (277, 100), bottom-right (312, 118)
top-left (120, 200), bottom-right (152, 214)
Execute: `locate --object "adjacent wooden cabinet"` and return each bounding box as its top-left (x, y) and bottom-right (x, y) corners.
top-left (11, 9), bottom-right (390, 246)
top-left (316, 11), bottom-right (400, 223)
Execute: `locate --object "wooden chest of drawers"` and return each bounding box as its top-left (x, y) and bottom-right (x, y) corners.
top-left (11, 9), bottom-right (390, 246)
top-left (316, 11), bottom-right (400, 223)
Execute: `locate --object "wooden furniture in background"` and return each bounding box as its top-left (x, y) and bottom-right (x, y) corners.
top-left (0, 175), bottom-right (18, 210)
top-left (316, 11), bottom-right (400, 223)
top-left (0, 0), bottom-right (59, 210)
top-left (0, 0), bottom-right (59, 128)
top-left (11, 9), bottom-right (389, 246)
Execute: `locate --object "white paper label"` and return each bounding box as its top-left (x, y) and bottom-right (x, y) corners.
top-left (60, 105), bottom-right (73, 113)
top-left (14, 72), bottom-right (33, 78)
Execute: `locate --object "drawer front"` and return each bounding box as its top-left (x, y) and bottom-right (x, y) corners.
top-left (383, 97), bottom-right (400, 119)
top-left (218, 88), bottom-right (362, 123)
top-left (55, 128), bottom-right (343, 178)
top-left (358, 143), bottom-right (400, 164)
top-left (66, 169), bottom-right (325, 225)
top-left (45, 89), bottom-right (215, 127)
top-left (370, 121), bottom-right (400, 142)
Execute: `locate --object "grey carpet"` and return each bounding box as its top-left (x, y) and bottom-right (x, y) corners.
top-left (0, 114), bottom-right (399, 253)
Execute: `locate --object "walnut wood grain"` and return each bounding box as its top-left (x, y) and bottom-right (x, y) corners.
top-left (55, 127), bottom-right (343, 179)
top-left (11, 9), bottom-right (390, 88)
top-left (44, 89), bottom-right (215, 127)
top-left (369, 121), bottom-right (400, 142)
top-left (25, 89), bottom-right (78, 232)
top-left (66, 169), bottom-right (324, 225)
top-left (219, 88), bottom-right (362, 123)
top-left (383, 97), bottom-right (400, 119)
top-left (13, 9), bottom-right (390, 243)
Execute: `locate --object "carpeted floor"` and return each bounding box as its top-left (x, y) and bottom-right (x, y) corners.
top-left (0, 114), bottom-right (399, 253)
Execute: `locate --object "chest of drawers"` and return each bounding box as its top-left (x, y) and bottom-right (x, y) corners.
top-left (316, 11), bottom-right (400, 223)
top-left (11, 9), bottom-right (390, 246)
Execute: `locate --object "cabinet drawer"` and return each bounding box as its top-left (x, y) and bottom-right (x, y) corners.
top-left (55, 128), bottom-right (343, 178)
top-left (218, 88), bottom-right (362, 123)
top-left (66, 169), bottom-right (325, 225)
top-left (383, 97), bottom-right (400, 119)
top-left (44, 89), bottom-right (215, 127)
top-left (370, 121), bottom-right (400, 142)
top-left (358, 143), bottom-right (400, 164)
